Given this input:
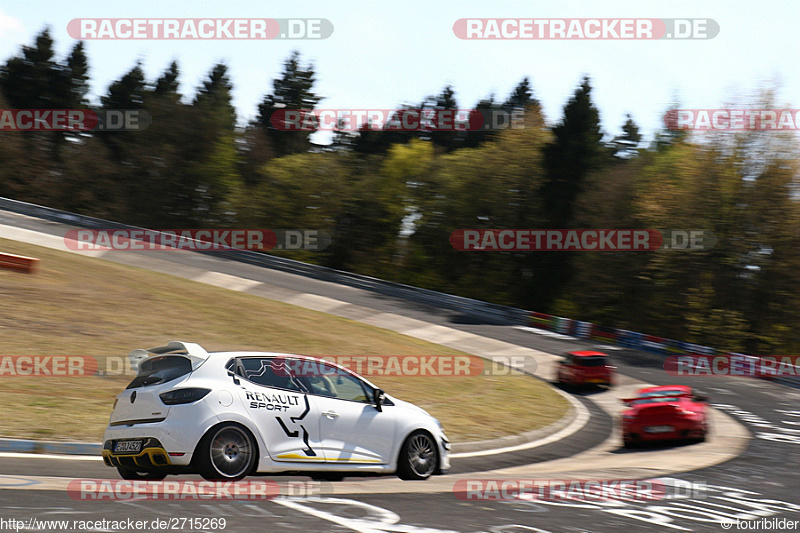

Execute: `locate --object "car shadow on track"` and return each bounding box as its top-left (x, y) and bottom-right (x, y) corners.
top-left (551, 382), bottom-right (611, 396)
top-left (609, 439), bottom-right (706, 454)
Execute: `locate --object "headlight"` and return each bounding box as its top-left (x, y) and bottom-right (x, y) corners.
top-left (434, 418), bottom-right (445, 432)
top-left (159, 387), bottom-right (211, 405)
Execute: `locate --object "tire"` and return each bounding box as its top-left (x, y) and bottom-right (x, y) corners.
top-left (117, 467), bottom-right (167, 480)
top-left (396, 430), bottom-right (438, 480)
top-left (623, 439), bottom-right (638, 449)
top-left (695, 423), bottom-right (709, 443)
top-left (196, 423), bottom-right (257, 481)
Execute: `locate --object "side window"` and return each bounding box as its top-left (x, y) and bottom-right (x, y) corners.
top-left (330, 373), bottom-right (370, 402)
top-left (297, 360), bottom-right (370, 403)
top-left (562, 353), bottom-right (574, 365)
top-left (239, 357), bottom-right (305, 393)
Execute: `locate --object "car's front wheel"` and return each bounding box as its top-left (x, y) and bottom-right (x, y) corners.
top-left (117, 467), bottom-right (167, 480)
top-left (196, 423), bottom-right (257, 481)
top-left (396, 430), bottom-right (438, 480)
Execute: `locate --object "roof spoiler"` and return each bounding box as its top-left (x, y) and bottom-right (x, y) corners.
top-left (128, 341), bottom-right (210, 371)
top-left (621, 393), bottom-right (692, 405)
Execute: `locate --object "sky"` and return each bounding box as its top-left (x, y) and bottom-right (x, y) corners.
top-left (0, 0), bottom-right (797, 143)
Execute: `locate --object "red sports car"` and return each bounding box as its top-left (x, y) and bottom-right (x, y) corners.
top-left (556, 350), bottom-right (616, 388)
top-left (621, 385), bottom-right (709, 448)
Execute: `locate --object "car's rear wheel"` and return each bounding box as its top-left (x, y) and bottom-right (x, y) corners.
top-left (397, 430), bottom-right (438, 480)
top-left (694, 422), bottom-right (709, 443)
top-left (196, 424), bottom-right (257, 481)
top-left (117, 467), bottom-right (167, 480)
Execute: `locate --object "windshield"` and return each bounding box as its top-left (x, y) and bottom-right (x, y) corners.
top-left (576, 356), bottom-right (609, 367)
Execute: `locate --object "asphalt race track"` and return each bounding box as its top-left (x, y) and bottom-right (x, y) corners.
top-left (2, 209), bottom-right (800, 532)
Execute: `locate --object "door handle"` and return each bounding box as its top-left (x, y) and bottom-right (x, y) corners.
top-left (321, 410), bottom-right (339, 419)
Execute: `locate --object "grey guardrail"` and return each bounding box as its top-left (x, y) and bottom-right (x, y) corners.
top-left (0, 196), bottom-right (529, 325)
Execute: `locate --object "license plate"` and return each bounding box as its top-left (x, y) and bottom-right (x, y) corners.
top-left (644, 425), bottom-right (674, 434)
top-left (587, 379), bottom-right (605, 383)
top-left (114, 440), bottom-right (142, 453)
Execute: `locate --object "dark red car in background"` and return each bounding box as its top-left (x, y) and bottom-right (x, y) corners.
top-left (621, 385), bottom-right (710, 448)
top-left (556, 350), bottom-right (616, 388)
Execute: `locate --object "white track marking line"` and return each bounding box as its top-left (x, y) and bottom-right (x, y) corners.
top-left (0, 452), bottom-right (101, 461)
top-left (450, 386), bottom-right (589, 459)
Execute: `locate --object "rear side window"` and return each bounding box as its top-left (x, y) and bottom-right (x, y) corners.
top-left (576, 356), bottom-right (608, 367)
top-left (239, 357), bottom-right (305, 393)
top-left (126, 355), bottom-right (192, 389)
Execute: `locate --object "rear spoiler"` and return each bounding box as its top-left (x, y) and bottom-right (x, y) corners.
top-left (621, 392), bottom-right (708, 405)
top-left (128, 341), bottom-right (210, 371)
top-left (621, 394), bottom-right (690, 405)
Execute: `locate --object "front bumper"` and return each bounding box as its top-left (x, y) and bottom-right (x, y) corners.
top-left (576, 375), bottom-right (613, 386)
top-left (438, 434), bottom-right (451, 474)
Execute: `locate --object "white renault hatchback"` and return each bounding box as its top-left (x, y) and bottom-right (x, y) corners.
top-left (102, 342), bottom-right (450, 481)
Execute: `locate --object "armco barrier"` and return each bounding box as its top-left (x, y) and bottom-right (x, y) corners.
top-left (0, 197), bottom-right (529, 326)
top-left (530, 310), bottom-right (723, 357)
top-left (0, 252), bottom-right (38, 273)
top-left (527, 311), bottom-right (800, 388)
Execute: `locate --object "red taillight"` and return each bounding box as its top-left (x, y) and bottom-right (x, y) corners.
top-left (168, 452), bottom-right (185, 457)
top-left (159, 387), bottom-right (211, 405)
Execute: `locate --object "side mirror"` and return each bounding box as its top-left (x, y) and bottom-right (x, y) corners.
top-left (693, 394), bottom-right (708, 403)
top-left (374, 388), bottom-right (385, 412)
